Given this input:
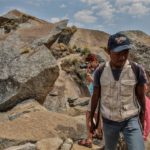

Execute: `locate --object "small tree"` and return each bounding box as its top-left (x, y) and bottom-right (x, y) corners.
top-left (81, 47), bottom-right (90, 56)
top-left (73, 45), bottom-right (77, 49)
top-left (71, 25), bottom-right (77, 33)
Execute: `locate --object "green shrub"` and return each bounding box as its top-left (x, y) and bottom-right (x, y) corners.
top-left (81, 47), bottom-right (90, 56)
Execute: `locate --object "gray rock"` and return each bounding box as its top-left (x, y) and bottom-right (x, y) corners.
top-left (60, 143), bottom-right (72, 150)
top-left (33, 19), bottom-right (68, 49)
top-left (36, 137), bottom-right (63, 150)
top-left (4, 143), bottom-right (36, 150)
top-left (67, 97), bottom-right (78, 103)
top-left (0, 139), bottom-right (33, 150)
top-left (55, 19), bottom-right (69, 30)
top-left (73, 97), bottom-right (90, 107)
top-left (44, 88), bottom-right (67, 112)
top-left (0, 101), bottom-right (86, 148)
top-left (55, 120), bottom-right (86, 141)
top-left (49, 90), bottom-right (58, 96)
top-left (60, 138), bottom-right (73, 150)
top-left (0, 32), bottom-right (59, 111)
top-left (7, 99), bottom-right (48, 121)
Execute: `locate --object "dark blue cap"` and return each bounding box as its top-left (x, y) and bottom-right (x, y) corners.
top-left (107, 32), bottom-right (132, 52)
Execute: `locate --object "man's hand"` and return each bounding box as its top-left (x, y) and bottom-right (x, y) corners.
top-left (139, 111), bottom-right (145, 132)
top-left (90, 120), bottom-right (96, 134)
top-left (90, 86), bottom-right (101, 133)
top-left (86, 73), bottom-right (93, 83)
top-left (135, 84), bottom-right (145, 133)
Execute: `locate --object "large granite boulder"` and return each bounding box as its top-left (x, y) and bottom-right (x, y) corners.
top-left (0, 15), bottom-right (70, 111)
top-left (0, 22), bottom-right (72, 111)
top-left (0, 38), bottom-right (59, 111)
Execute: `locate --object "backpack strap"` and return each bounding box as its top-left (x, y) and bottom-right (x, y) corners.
top-left (129, 61), bottom-right (140, 82)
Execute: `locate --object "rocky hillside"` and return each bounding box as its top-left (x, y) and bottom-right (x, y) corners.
top-left (0, 10), bottom-right (150, 150)
top-left (122, 30), bottom-right (150, 46)
top-left (122, 31), bottom-right (150, 96)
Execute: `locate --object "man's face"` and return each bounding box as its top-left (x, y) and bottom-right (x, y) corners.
top-left (109, 50), bottom-right (129, 68)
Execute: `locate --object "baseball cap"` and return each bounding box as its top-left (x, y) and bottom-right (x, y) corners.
top-left (107, 32), bottom-right (132, 52)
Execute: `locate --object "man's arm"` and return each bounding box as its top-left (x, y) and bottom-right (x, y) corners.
top-left (135, 64), bottom-right (148, 130)
top-left (135, 84), bottom-right (145, 130)
top-left (90, 86), bottom-right (101, 133)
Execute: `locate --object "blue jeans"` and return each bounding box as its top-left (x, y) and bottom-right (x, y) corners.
top-left (103, 116), bottom-right (144, 150)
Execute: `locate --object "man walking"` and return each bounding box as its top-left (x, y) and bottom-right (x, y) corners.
top-left (90, 32), bottom-right (147, 150)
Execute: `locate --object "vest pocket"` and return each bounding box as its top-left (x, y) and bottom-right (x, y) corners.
top-left (101, 81), bottom-right (111, 96)
top-left (121, 80), bottom-right (136, 96)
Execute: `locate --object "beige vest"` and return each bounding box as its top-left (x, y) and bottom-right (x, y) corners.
top-left (100, 60), bottom-right (140, 121)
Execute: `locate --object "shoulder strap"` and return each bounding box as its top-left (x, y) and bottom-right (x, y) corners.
top-left (129, 61), bottom-right (142, 106)
top-left (98, 62), bottom-right (106, 78)
top-left (129, 61), bottom-right (140, 82)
